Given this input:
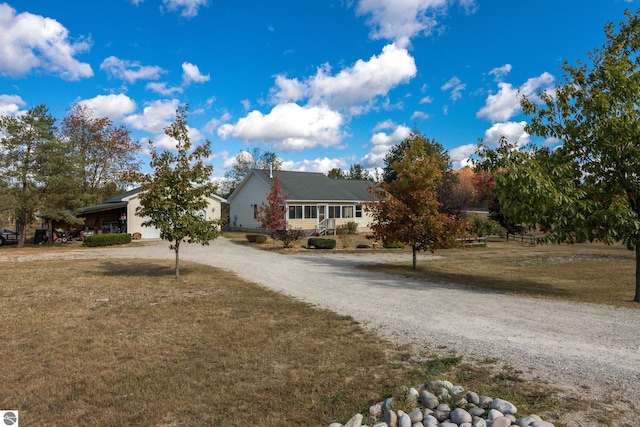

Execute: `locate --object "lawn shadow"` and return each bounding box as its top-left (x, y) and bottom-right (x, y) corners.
top-left (98, 259), bottom-right (194, 278)
top-left (357, 263), bottom-right (571, 298)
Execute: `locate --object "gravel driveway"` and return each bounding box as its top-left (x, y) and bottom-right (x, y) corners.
top-left (7, 238), bottom-right (640, 423)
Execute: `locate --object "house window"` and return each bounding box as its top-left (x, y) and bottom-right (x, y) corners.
top-left (253, 204), bottom-right (258, 219)
top-left (304, 206), bottom-right (317, 218)
top-left (342, 206), bottom-right (354, 218)
top-left (288, 205), bottom-right (303, 219)
top-left (328, 206), bottom-right (341, 218)
top-left (355, 204), bottom-right (362, 218)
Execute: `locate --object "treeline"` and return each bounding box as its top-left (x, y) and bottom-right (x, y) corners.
top-left (0, 104), bottom-right (140, 246)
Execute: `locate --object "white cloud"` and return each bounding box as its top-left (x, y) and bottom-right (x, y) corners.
top-left (482, 121), bottom-right (530, 147)
top-left (0, 94), bottom-right (26, 116)
top-left (182, 61), bottom-right (210, 84)
top-left (419, 95), bottom-right (433, 104)
top-left (441, 76), bottom-right (466, 100)
top-left (0, 3), bottom-right (93, 80)
top-left (100, 56), bottom-right (165, 83)
top-left (124, 99), bottom-right (180, 134)
top-left (146, 81), bottom-right (184, 96)
top-left (411, 111), bottom-right (429, 120)
top-left (281, 157), bottom-right (346, 173)
top-left (218, 103), bottom-right (345, 152)
top-left (203, 111), bottom-right (232, 133)
top-left (272, 75), bottom-right (306, 103)
top-left (356, 0), bottom-right (450, 46)
top-left (272, 43), bottom-right (417, 114)
top-left (161, 0), bottom-right (209, 18)
top-left (489, 64), bottom-right (512, 82)
top-left (79, 94), bottom-right (137, 121)
top-left (361, 121), bottom-right (411, 168)
top-left (477, 72), bottom-right (554, 122)
top-left (449, 143), bottom-right (476, 169)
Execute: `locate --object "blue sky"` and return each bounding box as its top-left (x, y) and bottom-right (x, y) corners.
top-left (0, 0), bottom-right (637, 180)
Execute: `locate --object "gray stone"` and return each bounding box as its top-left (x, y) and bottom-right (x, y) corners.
top-left (468, 406), bottom-right (485, 417)
top-left (466, 391), bottom-right (480, 405)
top-left (450, 408), bottom-right (473, 424)
top-left (328, 423), bottom-right (342, 427)
top-left (406, 387), bottom-right (419, 402)
top-left (491, 398), bottom-right (517, 415)
top-left (343, 413), bottom-right (363, 427)
top-left (460, 423), bottom-right (472, 427)
top-left (488, 409), bottom-right (504, 420)
top-left (408, 409), bottom-right (423, 423)
top-left (491, 416), bottom-right (513, 427)
top-left (439, 423), bottom-right (457, 427)
top-left (423, 414), bottom-right (439, 427)
top-left (419, 390), bottom-right (439, 409)
top-left (451, 385), bottom-right (465, 396)
top-left (435, 403), bottom-right (451, 412)
top-left (411, 423), bottom-right (424, 427)
top-left (431, 410), bottom-right (448, 422)
top-left (530, 422), bottom-right (555, 427)
top-left (384, 409), bottom-right (398, 427)
top-left (383, 397), bottom-right (394, 412)
top-left (398, 412), bottom-right (411, 427)
top-left (516, 415), bottom-right (543, 426)
top-left (478, 396), bottom-right (493, 407)
top-left (472, 418), bottom-right (487, 427)
top-left (370, 403), bottom-right (382, 417)
top-left (372, 423), bottom-right (388, 427)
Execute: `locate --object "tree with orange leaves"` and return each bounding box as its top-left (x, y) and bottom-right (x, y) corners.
top-left (366, 138), bottom-right (467, 269)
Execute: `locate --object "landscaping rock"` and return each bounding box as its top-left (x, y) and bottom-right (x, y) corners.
top-left (329, 381), bottom-right (556, 427)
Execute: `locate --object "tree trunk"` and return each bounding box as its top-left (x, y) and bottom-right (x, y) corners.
top-left (17, 212), bottom-right (27, 248)
top-left (174, 241), bottom-right (181, 279)
top-left (635, 246), bottom-right (640, 303)
top-left (412, 245), bottom-right (417, 270)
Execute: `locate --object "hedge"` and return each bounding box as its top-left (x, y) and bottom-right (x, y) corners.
top-left (82, 233), bottom-right (132, 247)
top-left (383, 240), bottom-right (405, 249)
top-left (307, 237), bottom-right (336, 249)
top-left (246, 234), bottom-right (268, 243)
top-left (336, 221), bottom-right (358, 235)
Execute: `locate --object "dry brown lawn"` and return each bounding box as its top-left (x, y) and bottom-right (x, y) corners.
top-left (1, 238), bottom-right (631, 426)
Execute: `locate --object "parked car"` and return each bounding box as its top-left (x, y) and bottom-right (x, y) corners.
top-left (0, 227), bottom-right (20, 246)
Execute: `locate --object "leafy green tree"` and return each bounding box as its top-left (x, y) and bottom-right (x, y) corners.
top-left (327, 167), bottom-right (346, 179)
top-left (0, 105), bottom-right (60, 246)
top-left (367, 138), bottom-right (467, 269)
top-left (347, 163), bottom-right (373, 181)
top-left (222, 147), bottom-right (281, 197)
top-left (382, 129), bottom-right (450, 183)
top-left (479, 9), bottom-right (640, 302)
top-left (61, 103), bottom-right (140, 204)
top-left (383, 129), bottom-right (465, 216)
top-left (137, 106), bottom-right (222, 278)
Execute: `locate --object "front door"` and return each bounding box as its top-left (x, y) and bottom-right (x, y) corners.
top-left (318, 205), bottom-right (326, 227)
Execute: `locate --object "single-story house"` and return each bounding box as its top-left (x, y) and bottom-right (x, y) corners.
top-left (60, 187), bottom-right (226, 240)
top-left (227, 169), bottom-right (378, 234)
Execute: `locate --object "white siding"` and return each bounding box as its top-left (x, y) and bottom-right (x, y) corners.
top-left (229, 175), bottom-right (270, 230)
top-left (127, 193), bottom-right (224, 240)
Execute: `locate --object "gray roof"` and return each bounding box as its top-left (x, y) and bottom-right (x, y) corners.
top-left (249, 169), bottom-right (377, 202)
top-left (105, 187), bottom-right (142, 203)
